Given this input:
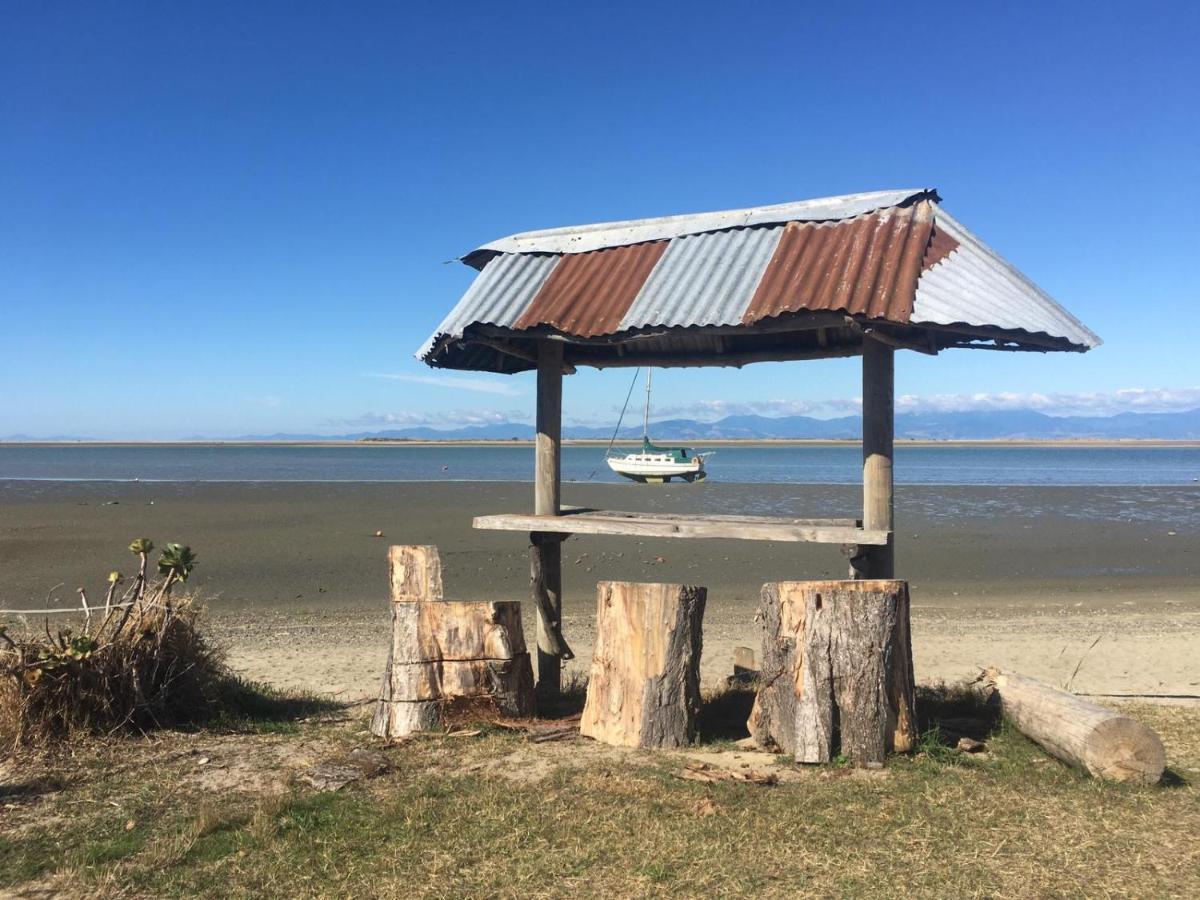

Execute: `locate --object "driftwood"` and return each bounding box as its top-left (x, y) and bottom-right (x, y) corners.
top-left (749, 580), bottom-right (916, 765)
top-left (371, 546), bottom-right (535, 738)
top-left (982, 668), bottom-right (1166, 784)
top-left (580, 581), bottom-right (706, 748)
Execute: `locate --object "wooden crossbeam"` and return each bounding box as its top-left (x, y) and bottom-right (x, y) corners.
top-left (473, 509), bottom-right (889, 545)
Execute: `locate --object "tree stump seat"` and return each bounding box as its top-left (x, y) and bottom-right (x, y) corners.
top-left (749, 579), bottom-right (916, 766)
top-left (580, 581), bottom-right (707, 749)
top-left (371, 545), bottom-right (535, 738)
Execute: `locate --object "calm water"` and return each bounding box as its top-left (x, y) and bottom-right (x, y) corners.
top-left (1, 444), bottom-right (1198, 486)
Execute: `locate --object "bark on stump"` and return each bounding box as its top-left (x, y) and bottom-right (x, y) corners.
top-left (749, 580), bottom-right (916, 765)
top-left (983, 668), bottom-right (1166, 784)
top-left (371, 546), bottom-right (535, 738)
top-left (580, 581), bottom-right (706, 749)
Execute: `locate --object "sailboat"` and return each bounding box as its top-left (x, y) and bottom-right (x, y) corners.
top-left (605, 369), bottom-right (710, 483)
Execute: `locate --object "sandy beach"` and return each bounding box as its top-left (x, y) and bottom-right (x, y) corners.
top-left (2, 479), bottom-right (1197, 700)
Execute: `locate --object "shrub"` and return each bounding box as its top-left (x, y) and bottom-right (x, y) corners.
top-left (1, 538), bottom-right (229, 748)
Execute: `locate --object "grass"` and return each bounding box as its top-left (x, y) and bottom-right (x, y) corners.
top-left (202, 677), bottom-right (343, 734)
top-left (1, 694), bottom-right (1198, 898)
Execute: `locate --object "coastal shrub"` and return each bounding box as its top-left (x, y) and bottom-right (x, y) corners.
top-left (0, 538), bottom-right (230, 747)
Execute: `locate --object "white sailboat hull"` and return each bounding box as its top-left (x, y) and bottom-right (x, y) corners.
top-left (606, 453), bottom-right (706, 482)
top-left (605, 368), bottom-right (710, 482)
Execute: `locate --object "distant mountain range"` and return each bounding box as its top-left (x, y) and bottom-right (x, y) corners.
top-left (252, 407), bottom-right (1200, 441)
top-left (7, 408), bottom-right (1200, 442)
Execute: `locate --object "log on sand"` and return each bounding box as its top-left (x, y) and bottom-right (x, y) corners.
top-left (580, 581), bottom-right (706, 748)
top-left (749, 580), bottom-right (916, 765)
top-left (982, 668), bottom-right (1166, 784)
top-left (372, 546), bottom-right (535, 739)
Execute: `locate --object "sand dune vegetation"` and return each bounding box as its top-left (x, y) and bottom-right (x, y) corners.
top-left (0, 540), bottom-right (327, 751)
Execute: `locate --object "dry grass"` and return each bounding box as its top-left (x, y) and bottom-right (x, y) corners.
top-left (1, 692), bottom-right (1197, 898)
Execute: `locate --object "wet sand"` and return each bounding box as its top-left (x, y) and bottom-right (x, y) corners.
top-left (2, 480), bottom-right (1197, 698)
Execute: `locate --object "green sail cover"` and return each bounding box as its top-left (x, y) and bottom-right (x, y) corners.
top-left (642, 437), bottom-right (692, 462)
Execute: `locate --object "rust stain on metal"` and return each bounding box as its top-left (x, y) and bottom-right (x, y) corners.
top-left (742, 200), bottom-right (936, 325)
top-left (922, 221), bottom-right (959, 270)
top-left (514, 241), bottom-right (668, 336)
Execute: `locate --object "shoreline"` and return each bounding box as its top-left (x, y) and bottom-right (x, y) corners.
top-left (4, 438), bottom-right (1200, 449)
top-left (3, 478), bottom-right (1199, 489)
top-left (3, 480), bottom-right (1197, 697)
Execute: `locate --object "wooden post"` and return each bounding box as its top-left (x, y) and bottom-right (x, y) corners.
top-left (532, 340), bottom-right (565, 698)
top-left (859, 338), bottom-right (894, 578)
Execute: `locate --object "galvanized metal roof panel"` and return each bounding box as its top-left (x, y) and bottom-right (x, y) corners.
top-left (466, 188), bottom-right (934, 261)
top-left (618, 225), bottom-right (785, 331)
top-left (415, 252), bottom-right (558, 360)
top-left (913, 210), bottom-right (1101, 349)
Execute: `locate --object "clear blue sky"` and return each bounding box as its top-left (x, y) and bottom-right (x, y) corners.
top-left (3, 1), bottom-right (1198, 438)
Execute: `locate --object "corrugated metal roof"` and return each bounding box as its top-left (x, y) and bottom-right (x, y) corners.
top-left (464, 188), bottom-right (935, 264)
top-left (911, 210), bottom-right (1100, 348)
top-left (513, 241), bottom-right (668, 336)
top-left (618, 225), bottom-right (785, 331)
top-left (419, 189), bottom-right (1100, 372)
top-left (744, 200), bottom-right (934, 324)
top-left (416, 252), bottom-right (557, 361)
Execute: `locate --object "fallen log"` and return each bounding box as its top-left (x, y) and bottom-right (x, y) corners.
top-left (371, 546), bottom-right (535, 739)
top-left (982, 668), bottom-right (1166, 784)
top-left (749, 580), bottom-right (916, 765)
top-left (580, 581), bottom-right (706, 748)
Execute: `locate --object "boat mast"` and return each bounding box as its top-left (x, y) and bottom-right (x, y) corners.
top-left (643, 368), bottom-right (652, 440)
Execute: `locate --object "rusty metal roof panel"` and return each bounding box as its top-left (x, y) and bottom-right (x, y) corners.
top-left (513, 241), bottom-right (668, 337)
top-left (466, 188), bottom-right (934, 262)
top-left (416, 252), bottom-right (558, 360)
top-left (618, 225), bottom-right (785, 331)
top-left (913, 210), bottom-right (1101, 349)
top-left (743, 200), bottom-right (935, 325)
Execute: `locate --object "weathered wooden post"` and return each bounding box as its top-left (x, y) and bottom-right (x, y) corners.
top-left (531, 340), bottom-right (570, 698)
top-left (859, 338), bottom-right (895, 579)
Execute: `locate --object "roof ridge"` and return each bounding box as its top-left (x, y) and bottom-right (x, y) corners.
top-left (463, 188), bottom-right (938, 267)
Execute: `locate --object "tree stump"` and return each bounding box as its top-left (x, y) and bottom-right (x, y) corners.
top-left (388, 544), bottom-right (443, 602)
top-left (749, 580), bottom-right (916, 765)
top-left (982, 668), bottom-right (1166, 784)
top-left (371, 546), bottom-right (535, 738)
top-left (580, 581), bottom-right (706, 748)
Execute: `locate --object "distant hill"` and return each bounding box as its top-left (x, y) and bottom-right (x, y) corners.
top-left (7, 407), bottom-right (1200, 442)
top-left (557, 407), bottom-right (1200, 441)
top-left (244, 407), bottom-right (1200, 441)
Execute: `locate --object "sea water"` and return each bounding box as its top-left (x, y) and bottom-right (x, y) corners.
top-left (1, 443), bottom-right (1198, 486)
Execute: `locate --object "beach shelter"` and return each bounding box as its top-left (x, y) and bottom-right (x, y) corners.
top-left (417, 188), bottom-right (1100, 694)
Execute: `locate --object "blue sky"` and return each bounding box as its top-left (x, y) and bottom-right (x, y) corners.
top-left (2, 1), bottom-right (1198, 438)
